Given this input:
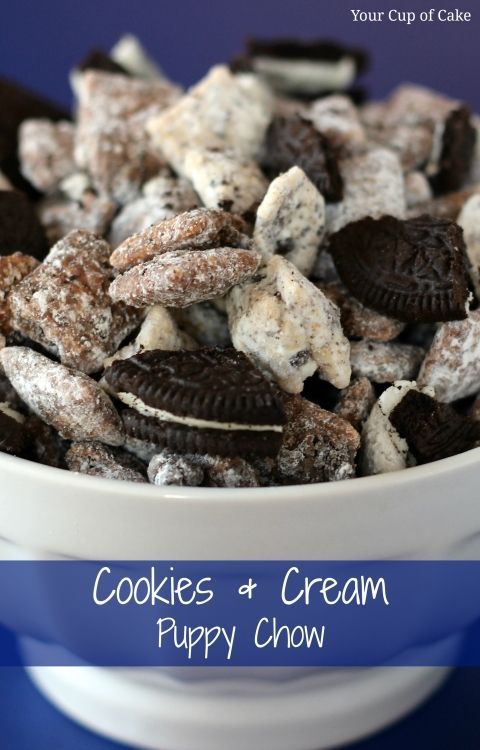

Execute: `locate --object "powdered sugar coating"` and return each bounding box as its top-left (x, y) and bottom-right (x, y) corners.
top-left (326, 148), bottom-right (406, 235)
top-left (417, 310), bottom-right (480, 401)
top-left (19, 119), bottom-right (76, 193)
top-left (110, 207), bottom-right (249, 272)
top-left (276, 394), bottom-right (360, 484)
top-left (66, 441), bottom-right (146, 482)
top-left (334, 377), bottom-right (376, 432)
top-left (148, 451), bottom-right (205, 486)
top-left (308, 95), bottom-right (366, 155)
top-left (0, 347), bottom-right (124, 444)
top-left (404, 171), bottom-right (433, 208)
top-left (147, 450), bottom-right (259, 488)
top-left (183, 149), bottom-right (268, 216)
top-left (147, 66), bottom-right (272, 175)
top-left (350, 340), bottom-right (425, 383)
top-left (457, 195), bottom-right (480, 295)
top-left (38, 191), bottom-right (116, 245)
top-left (0, 253), bottom-right (39, 334)
top-left (227, 255), bottom-right (351, 393)
top-left (173, 302), bottom-right (231, 348)
top-left (253, 166), bottom-right (325, 276)
top-left (110, 247), bottom-right (261, 308)
top-left (10, 230), bottom-right (142, 374)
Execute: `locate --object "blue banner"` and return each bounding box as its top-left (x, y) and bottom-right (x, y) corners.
top-left (0, 561), bottom-right (479, 666)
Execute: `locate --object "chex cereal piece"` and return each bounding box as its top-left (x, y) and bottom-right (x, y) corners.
top-left (361, 380), bottom-right (435, 475)
top-left (19, 119), bottom-right (75, 193)
top-left (227, 255), bottom-right (351, 393)
top-left (66, 441), bottom-right (146, 482)
top-left (404, 171), bottom-right (433, 208)
top-left (276, 394), bottom-right (360, 484)
top-left (417, 310), bottom-right (480, 401)
top-left (148, 450), bottom-right (259, 488)
top-left (202, 455), bottom-right (259, 488)
top-left (104, 305), bottom-right (196, 367)
top-left (457, 194), bottom-right (480, 295)
top-left (148, 451), bottom-right (205, 487)
top-left (0, 190), bottom-right (48, 259)
top-left (382, 84), bottom-right (458, 128)
top-left (173, 302), bottom-right (231, 348)
top-left (350, 340), bottom-right (424, 383)
top-left (10, 230), bottom-right (142, 374)
top-left (367, 122), bottom-right (434, 172)
top-left (319, 281), bottom-right (405, 341)
top-left (147, 65), bottom-right (272, 174)
top-left (308, 95), bottom-right (366, 155)
top-left (183, 149), bottom-right (268, 216)
top-left (408, 185), bottom-right (480, 222)
top-left (0, 400), bottom-right (27, 456)
top-left (38, 191), bottom-right (116, 245)
top-left (0, 253), bottom-right (39, 334)
top-left (0, 347), bottom-right (124, 444)
top-left (334, 377), bottom-right (376, 431)
top-left (110, 207), bottom-right (249, 272)
top-left (326, 148), bottom-right (406, 234)
top-left (110, 35), bottom-right (169, 81)
top-left (253, 166), bottom-right (325, 276)
top-left (110, 246), bottom-right (261, 308)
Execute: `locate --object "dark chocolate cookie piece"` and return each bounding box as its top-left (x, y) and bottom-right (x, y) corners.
top-left (76, 49), bottom-right (130, 76)
top-left (0, 405), bottom-right (27, 456)
top-left (0, 191), bottom-right (48, 258)
top-left (431, 107), bottom-right (477, 195)
top-left (23, 415), bottom-right (68, 469)
top-left (330, 215), bottom-right (471, 323)
top-left (104, 348), bottom-right (286, 425)
top-left (263, 115), bottom-right (343, 202)
top-left (122, 408), bottom-right (283, 458)
top-left (390, 390), bottom-right (480, 465)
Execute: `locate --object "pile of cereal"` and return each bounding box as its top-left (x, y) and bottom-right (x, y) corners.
top-left (1, 35), bottom-right (480, 487)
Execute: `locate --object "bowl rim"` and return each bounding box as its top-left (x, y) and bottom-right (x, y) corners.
top-left (1, 445), bottom-right (480, 503)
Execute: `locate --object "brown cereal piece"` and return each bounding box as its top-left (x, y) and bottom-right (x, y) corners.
top-left (326, 148), bottom-right (406, 235)
top-left (253, 166), bottom-right (325, 276)
top-left (147, 65), bottom-right (272, 175)
top-left (66, 441), bottom-right (146, 482)
top-left (382, 84), bottom-right (458, 128)
top-left (38, 191), bottom-right (116, 245)
top-left (350, 340), bottom-right (425, 384)
top-left (18, 119), bottom-right (75, 193)
top-left (110, 207), bottom-right (249, 272)
top-left (308, 95), bottom-right (366, 155)
top-left (147, 450), bottom-right (205, 487)
top-left (404, 171), bottom-right (433, 208)
top-left (407, 185), bottom-right (480, 221)
top-left (109, 246), bottom-right (261, 308)
top-left (0, 253), bottom-right (39, 334)
top-left (275, 394), bottom-right (360, 483)
top-left (457, 194), bottom-right (480, 294)
top-left (366, 122), bottom-right (434, 172)
top-left (201, 455), bottom-right (259, 488)
top-left (227, 255), bottom-right (351, 393)
top-left (183, 149), bottom-right (268, 216)
top-left (417, 310), bottom-right (480, 402)
top-left (173, 302), bottom-right (231, 348)
top-left (319, 281), bottom-right (405, 342)
top-left (23, 414), bottom-right (68, 469)
top-left (10, 230), bottom-right (142, 374)
top-left (334, 377), bottom-right (375, 431)
top-left (0, 347), bottom-right (124, 444)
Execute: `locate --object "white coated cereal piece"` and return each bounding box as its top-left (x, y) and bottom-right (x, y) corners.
top-left (104, 305), bottom-right (196, 367)
top-left (59, 172), bottom-right (92, 201)
top-left (148, 451), bottom-right (205, 487)
top-left (147, 65), bottom-right (273, 175)
top-left (173, 302), bottom-right (231, 348)
top-left (0, 347), bottom-right (124, 445)
top-left (110, 35), bottom-right (169, 81)
top-left (253, 166), bottom-right (325, 276)
top-left (457, 195), bottom-right (480, 295)
top-left (227, 255), bottom-right (351, 393)
top-left (350, 341), bottom-right (425, 384)
top-left (38, 192), bottom-right (116, 246)
top-left (183, 149), bottom-right (268, 216)
top-left (250, 56), bottom-right (357, 97)
top-left (361, 380), bottom-right (434, 475)
top-left (308, 95), bottom-right (366, 155)
top-left (404, 171), bottom-right (433, 208)
top-left (417, 310), bottom-right (480, 402)
top-left (326, 148), bottom-right (406, 235)
top-left (109, 176), bottom-right (199, 248)
top-left (19, 120), bottom-right (76, 193)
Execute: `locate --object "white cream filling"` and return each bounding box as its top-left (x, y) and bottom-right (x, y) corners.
top-left (253, 57), bottom-right (356, 94)
top-left (117, 392), bottom-right (283, 433)
top-left (0, 402), bottom-right (25, 425)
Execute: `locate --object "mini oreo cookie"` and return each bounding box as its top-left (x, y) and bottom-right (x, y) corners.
top-left (389, 390), bottom-right (480, 465)
top-left (430, 106), bottom-right (477, 195)
top-left (0, 191), bottom-right (48, 258)
top-left (330, 215), bottom-right (471, 323)
top-left (104, 348), bottom-right (286, 458)
top-left (0, 403), bottom-right (27, 456)
top-left (243, 38), bottom-right (368, 72)
top-left (263, 115), bottom-right (343, 202)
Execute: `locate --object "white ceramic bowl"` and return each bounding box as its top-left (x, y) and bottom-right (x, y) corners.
top-left (1, 447), bottom-right (480, 750)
